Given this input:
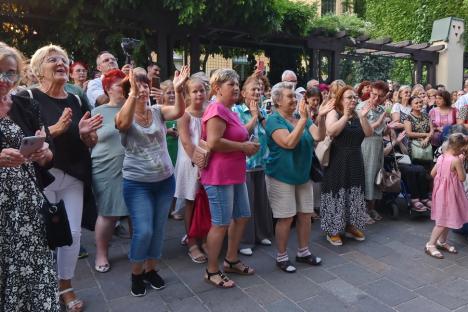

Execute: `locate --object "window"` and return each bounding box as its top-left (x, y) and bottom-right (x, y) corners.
top-left (321, 0), bottom-right (336, 15)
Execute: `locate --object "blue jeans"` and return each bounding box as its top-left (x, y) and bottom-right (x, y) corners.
top-left (204, 183), bottom-right (251, 226)
top-left (123, 176), bottom-right (175, 262)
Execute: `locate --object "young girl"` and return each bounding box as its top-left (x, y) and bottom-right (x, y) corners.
top-left (425, 133), bottom-right (468, 259)
top-left (174, 76), bottom-right (208, 263)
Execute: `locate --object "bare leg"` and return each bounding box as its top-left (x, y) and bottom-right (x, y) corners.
top-left (95, 216), bottom-right (119, 266)
top-left (296, 213), bottom-right (312, 249)
top-left (275, 217), bottom-right (294, 254)
top-left (438, 227), bottom-right (450, 243)
top-left (226, 217), bottom-right (249, 262)
top-left (206, 225), bottom-right (228, 273)
top-left (131, 262), bottom-right (144, 275)
top-left (428, 225), bottom-right (447, 245)
top-left (184, 200), bottom-right (198, 248)
top-left (145, 259), bottom-right (157, 272)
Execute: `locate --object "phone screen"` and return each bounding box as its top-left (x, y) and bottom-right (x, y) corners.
top-left (152, 77), bottom-right (160, 89)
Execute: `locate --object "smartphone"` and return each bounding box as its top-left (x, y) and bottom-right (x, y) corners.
top-left (151, 76), bottom-right (160, 89)
top-left (249, 134), bottom-right (258, 143)
top-left (19, 136), bottom-right (45, 157)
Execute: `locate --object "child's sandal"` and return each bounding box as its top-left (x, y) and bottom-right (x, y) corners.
top-left (204, 269), bottom-right (235, 288)
top-left (425, 244), bottom-right (444, 259)
top-left (223, 258), bottom-right (255, 275)
top-left (436, 240), bottom-right (458, 254)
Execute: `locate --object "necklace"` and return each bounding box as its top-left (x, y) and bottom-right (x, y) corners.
top-left (135, 109), bottom-right (151, 126)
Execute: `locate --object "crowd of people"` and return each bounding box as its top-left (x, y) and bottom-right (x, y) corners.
top-left (0, 41), bottom-right (467, 311)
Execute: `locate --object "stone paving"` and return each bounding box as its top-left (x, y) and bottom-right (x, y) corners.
top-left (75, 211), bottom-right (468, 312)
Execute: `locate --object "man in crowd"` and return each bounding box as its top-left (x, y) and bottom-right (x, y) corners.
top-left (281, 70), bottom-right (298, 90)
top-left (86, 51), bottom-right (119, 108)
top-left (463, 79), bottom-right (468, 94)
top-left (307, 79), bottom-right (319, 89)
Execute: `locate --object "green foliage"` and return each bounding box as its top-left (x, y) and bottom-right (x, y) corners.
top-left (339, 54), bottom-right (393, 85)
top-left (365, 0), bottom-right (467, 47)
top-left (309, 13), bottom-right (369, 37)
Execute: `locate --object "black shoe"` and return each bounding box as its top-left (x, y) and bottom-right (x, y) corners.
top-left (296, 254), bottom-right (322, 266)
top-left (131, 273), bottom-right (147, 297)
top-left (143, 270), bottom-right (165, 290)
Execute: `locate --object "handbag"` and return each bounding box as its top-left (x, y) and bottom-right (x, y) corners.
top-left (23, 166), bottom-right (73, 250)
top-left (315, 136), bottom-right (333, 167)
top-left (191, 139), bottom-right (211, 169)
top-left (411, 140), bottom-right (433, 162)
top-left (376, 135), bottom-right (401, 193)
top-left (310, 153), bottom-right (323, 182)
top-left (188, 185), bottom-right (211, 239)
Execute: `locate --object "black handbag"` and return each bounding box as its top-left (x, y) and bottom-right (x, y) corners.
top-left (310, 152), bottom-right (324, 182)
top-left (23, 165), bottom-right (73, 250)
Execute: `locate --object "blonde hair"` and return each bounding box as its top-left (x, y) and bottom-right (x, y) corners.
top-left (329, 79), bottom-right (346, 99)
top-left (0, 42), bottom-right (25, 86)
top-left (446, 133), bottom-right (467, 155)
top-left (30, 44), bottom-right (69, 81)
top-left (209, 68), bottom-right (239, 97)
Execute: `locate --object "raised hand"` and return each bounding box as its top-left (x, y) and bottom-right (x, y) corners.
top-left (318, 99), bottom-right (335, 117)
top-left (150, 87), bottom-right (163, 103)
top-left (56, 107), bottom-right (73, 134)
top-left (396, 130), bottom-right (406, 143)
top-left (79, 112), bottom-right (103, 135)
top-left (173, 65), bottom-right (190, 93)
top-left (358, 103), bottom-right (372, 118)
top-left (121, 64), bottom-right (133, 76)
top-left (298, 98), bottom-right (309, 120)
top-left (248, 99), bottom-right (259, 117)
top-left (129, 69), bottom-right (139, 96)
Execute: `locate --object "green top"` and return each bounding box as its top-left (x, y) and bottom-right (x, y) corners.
top-left (232, 103), bottom-right (268, 170)
top-left (165, 120), bottom-right (178, 165)
top-left (265, 112), bottom-right (314, 185)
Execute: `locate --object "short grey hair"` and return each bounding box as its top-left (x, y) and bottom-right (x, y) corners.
top-left (271, 82), bottom-right (294, 107)
top-left (209, 68), bottom-right (239, 91)
top-left (30, 44), bottom-right (69, 81)
top-left (281, 70), bottom-right (296, 82)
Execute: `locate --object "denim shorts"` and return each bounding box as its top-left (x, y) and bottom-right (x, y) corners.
top-left (204, 183), bottom-right (251, 226)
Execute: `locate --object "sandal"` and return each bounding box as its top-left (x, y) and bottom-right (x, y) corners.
top-left (365, 213), bottom-right (375, 224)
top-left (436, 240), bottom-right (458, 254)
top-left (276, 260), bottom-right (296, 273)
top-left (296, 254), bottom-right (322, 266)
top-left (223, 258), bottom-right (255, 275)
top-left (411, 200), bottom-right (427, 212)
top-left (94, 263), bottom-right (111, 273)
top-left (188, 245), bottom-right (207, 264)
top-left (369, 210), bottom-right (383, 221)
top-left (204, 269), bottom-right (235, 288)
top-left (59, 288), bottom-right (84, 312)
top-left (425, 244), bottom-right (444, 259)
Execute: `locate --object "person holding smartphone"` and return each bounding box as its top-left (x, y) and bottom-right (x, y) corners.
top-left (0, 43), bottom-right (58, 311)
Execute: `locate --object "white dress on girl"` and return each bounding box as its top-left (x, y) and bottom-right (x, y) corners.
top-left (174, 112), bottom-right (202, 201)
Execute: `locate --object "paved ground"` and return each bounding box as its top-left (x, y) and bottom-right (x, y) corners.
top-left (75, 210), bottom-right (468, 312)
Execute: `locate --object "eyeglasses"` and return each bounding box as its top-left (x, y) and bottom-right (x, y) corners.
top-left (45, 56), bottom-right (69, 65)
top-left (101, 57), bottom-right (117, 64)
top-left (0, 72), bottom-right (19, 83)
top-left (344, 95), bottom-right (359, 101)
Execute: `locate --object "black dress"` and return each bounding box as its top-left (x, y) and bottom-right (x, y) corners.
top-left (0, 96), bottom-right (59, 311)
top-left (320, 115), bottom-right (367, 235)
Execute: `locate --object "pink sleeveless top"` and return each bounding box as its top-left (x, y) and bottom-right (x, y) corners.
top-left (200, 102), bottom-right (248, 185)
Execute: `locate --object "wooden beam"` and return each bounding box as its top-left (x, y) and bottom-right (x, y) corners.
top-left (387, 40), bottom-right (412, 48)
top-left (366, 37), bottom-right (392, 45)
top-left (406, 43), bottom-right (430, 50)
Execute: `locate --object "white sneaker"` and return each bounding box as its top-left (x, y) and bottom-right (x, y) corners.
top-left (239, 248), bottom-right (253, 256)
top-left (260, 239), bottom-right (272, 246)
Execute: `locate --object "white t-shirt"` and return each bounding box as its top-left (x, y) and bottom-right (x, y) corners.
top-left (391, 103), bottom-right (412, 116)
top-left (454, 94), bottom-right (468, 111)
